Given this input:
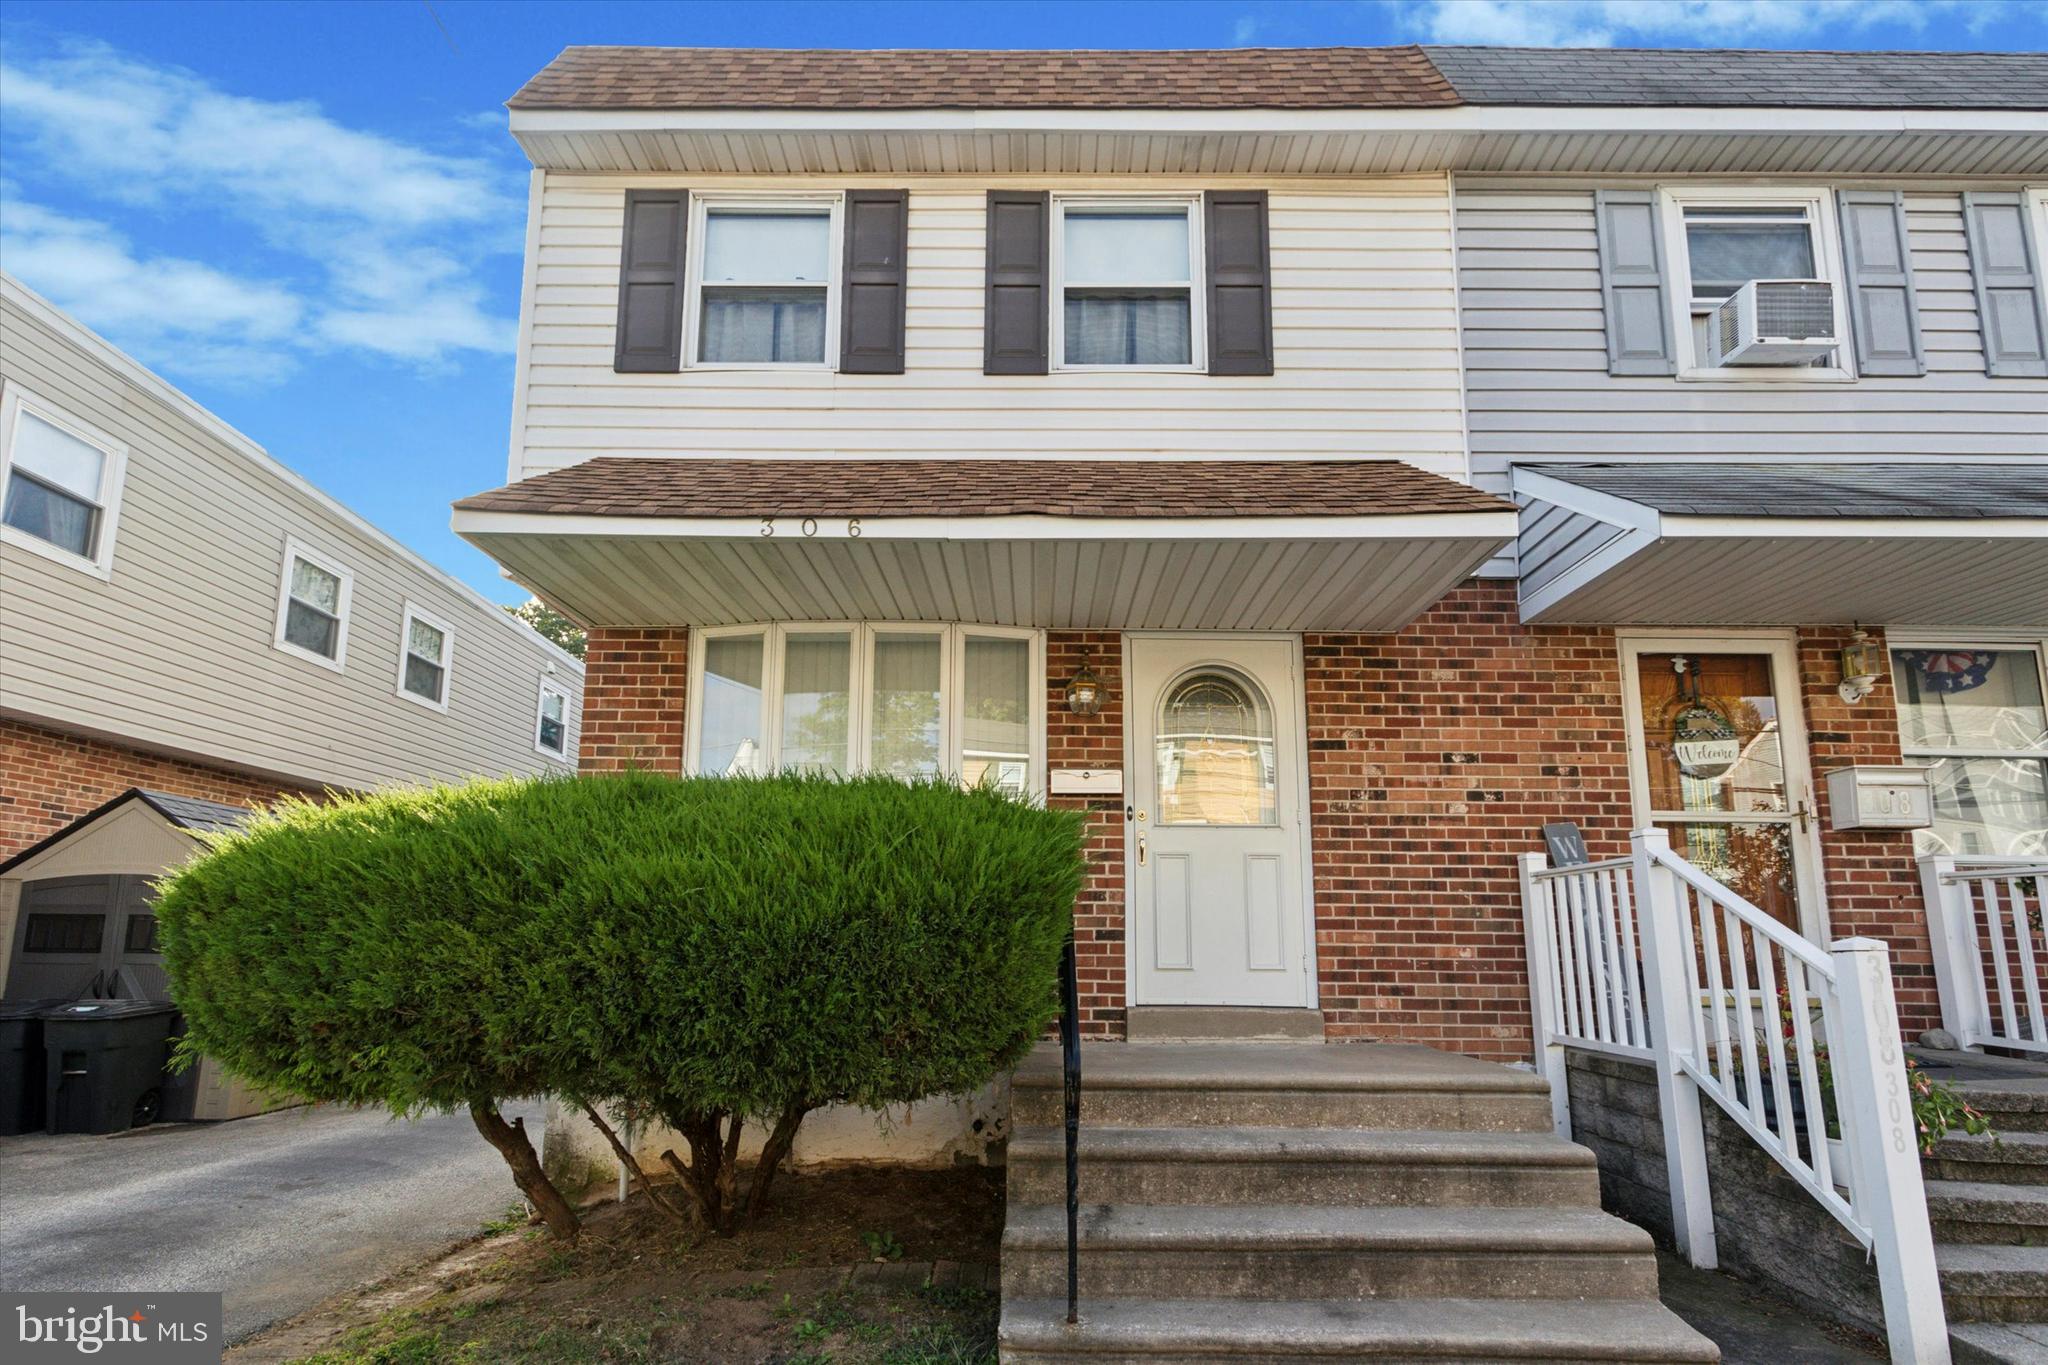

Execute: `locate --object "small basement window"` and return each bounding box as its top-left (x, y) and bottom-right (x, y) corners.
top-left (535, 678), bottom-right (571, 760)
top-left (688, 196), bottom-right (841, 367)
top-left (396, 603), bottom-right (453, 710)
top-left (1052, 197), bottom-right (1203, 371)
top-left (274, 537), bottom-right (353, 670)
top-left (0, 385), bottom-right (128, 576)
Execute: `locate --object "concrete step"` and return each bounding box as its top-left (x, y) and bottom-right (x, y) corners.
top-left (999, 1296), bottom-right (1721, 1362)
top-left (1125, 1006), bottom-right (1324, 1042)
top-left (1929, 1180), bottom-right (2048, 1246)
top-left (1005, 1125), bottom-right (1600, 1209)
top-left (1926, 1131), bottom-right (2048, 1186)
top-left (1951, 1319), bottom-right (2048, 1364)
top-left (1938, 1244), bottom-right (2048, 1323)
top-left (1001, 1204), bottom-right (1658, 1302)
top-left (1012, 1041), bottom-right (1555, 1133)
top-left (1954, 1082), bottom-right (2048, 1134)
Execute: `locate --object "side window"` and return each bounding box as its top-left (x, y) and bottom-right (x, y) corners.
top-left (273, 537), bottom-right (354, 671)
top-left (396, 603), bottom-right (454, 710)
top-left (1051, 198), bottom-right (1202, 371)
top-left (535, 677), bottom-right (571, 760)
top-left (0, 385), bottom-right (128, 577)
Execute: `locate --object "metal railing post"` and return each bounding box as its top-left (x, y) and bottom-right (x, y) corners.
top-left (1519, 851), bottom-right (1571, 1137)
top-left (1830, 936), bottom-right (1951, 1364)
top-left (1057, 933), bottom-right (1081, 1325)
top-left (1631, 827), bottom-right (1718, 1268)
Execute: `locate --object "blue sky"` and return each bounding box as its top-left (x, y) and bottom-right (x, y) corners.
top-left (3, 1), bottom-right (2042, 602)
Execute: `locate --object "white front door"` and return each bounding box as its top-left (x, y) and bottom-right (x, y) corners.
top-left (1128, 636), bottom-right (1313, 1007)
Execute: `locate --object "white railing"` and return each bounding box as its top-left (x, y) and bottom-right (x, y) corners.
top-left (1522, 829), bottom-right (1949, 1365)
top-left (1921, 853), bottom-right (2048, 1054)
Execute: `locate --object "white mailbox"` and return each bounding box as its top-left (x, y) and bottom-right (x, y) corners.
top-left (1050, 768), bottom-right (1123, 796)
top-left (1823, 766), bottom-right (1933, 831)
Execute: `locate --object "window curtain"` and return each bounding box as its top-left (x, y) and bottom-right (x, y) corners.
top-left (700, 635), bottom-right (766, 775)
top-left (780, 632), bottom-right (851, 774)
top-left (2, 477), bottom-right (94, 556)
top-left (1064, 294), bottom-right (1191, 365)
top-left (962, 636), bottom-right (1030, 793)
top-left (869, 634), bottom-right (943, 778)
top-left (701, 290), bottom-right (827, 363)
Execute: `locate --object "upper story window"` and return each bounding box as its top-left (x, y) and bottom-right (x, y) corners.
top-left (1660, 187), bottom-right (1850, 381)
top-left (535, 677), bottom-right (571, 760)
top-left (0, 385), bottom-right (127, 578)
top-left (686, 195), bottom-right (842, 368)
top-left (396, 603), bottom-right (453, 710)
top-left (1682, 206), bottom-right (1818, 306)
top-left (1051, 197), bottom-right (1204, 371)
top-left (1892, 639), bottom-right (2048, 859)
top-left (273, 537), bottom-right (353, 671)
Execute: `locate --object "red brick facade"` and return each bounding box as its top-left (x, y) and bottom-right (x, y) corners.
top-left (1046, 632), bottom-right (1128, 1037)
top-left (577, 627), bottom-right (691, 774)
top-left (0, 716), bottom-right (314, 860)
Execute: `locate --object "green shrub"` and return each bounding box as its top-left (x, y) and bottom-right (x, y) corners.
top-left (155, 771), bottom-right (1084, 1237)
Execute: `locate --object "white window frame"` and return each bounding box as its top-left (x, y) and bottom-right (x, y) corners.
top-left (685, 623), bottom-right (1046, 795)
top-left (1888, 630), bottom-right (2048, 859)
top-left (681, 191), bottom-right (844, 373)
top-left (534, 674), bottom-right (573, 762)
top-left (1049, 193), bottom-right (1207, 375)
top-left (394, 601), bottom-right (455, 712)
top-left (1658, 185), bottom-right (1854, 384)
top-left (272, 536), bottom-right (354, 672)
top-left (0, 382), bottom-right (128, 579)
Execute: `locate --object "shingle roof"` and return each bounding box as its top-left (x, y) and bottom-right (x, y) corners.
top-left (455, 459), bottom-right (1511, 520)
top-left (1533, 463), bottom-right (2048, 518)
top-left (0, 789), bottom-right (252, 875)
top-left (507, 46), bottom-right (1459, 110)
top-left (1423, 46), bottom-right (2048, 110)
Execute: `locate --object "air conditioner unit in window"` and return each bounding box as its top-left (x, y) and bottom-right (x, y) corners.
top-left (1707, 279), bottom-right (1838, 366)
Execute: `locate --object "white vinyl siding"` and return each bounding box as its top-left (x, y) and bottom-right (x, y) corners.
top-left (0, 279), bottom-right (584, 791)
top-left (511, 174), bottom-right (1467, 479)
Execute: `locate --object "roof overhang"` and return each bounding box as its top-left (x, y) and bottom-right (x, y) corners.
top-left (1515, 465), bottom-right (2048, 627)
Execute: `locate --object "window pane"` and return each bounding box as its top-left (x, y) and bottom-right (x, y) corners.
top-left (1635, 653), bottom-right (1787, 815)
top-left (125, 914), bottom-right (160, 954)
top-left (870, 633), bottom-right (943, 779)
top-left (1657, 822), bottom-right (1800, 931)
top-left (702, 210), bottom-right (831, 283)
top-left (407, 617), bottom-right (446, 663)
top-left (1685, 219), bottom-right (1816, 297)
top-left (700, 634), bottom-right (766, 775)
top-left (1920, 757), bottom-right (2048, 858)
top-left (11, 411), bottom-right (105, 500)
top-left (290, 557), bottom-right (342, 613)
top-left (24, 913), bottom-right (104, 954)
top-left (3, 473), bottom-right (96, 556)
top-left (1064, 293), bottom-right (1192, 365)
top-left (1064, 209), bottom-right (1191, 285)
top-left (963, 636), bottom-right (1031, 794)
top-left (1893, 649), bottom-right (2048, 753)
top-left (700, 288), bottom-right (828, 363)
top-left (780, 631), bottom-right (851, 775)
top-left (538, 690), bottom-right (566, 753)
top-left (404, 655), bottom-right (445, 701)
top-left (541, 690), bottom-right (565, 722)
top-left (1157, 671), bottom-right (1277, 826)
top-left (285, 600), bottom-right (339, 658)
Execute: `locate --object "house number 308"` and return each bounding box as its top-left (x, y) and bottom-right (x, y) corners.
top-left (758, 518), bottom-right (861, 538)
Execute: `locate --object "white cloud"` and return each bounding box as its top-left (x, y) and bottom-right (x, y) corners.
top-left (1233, 15), bottom-right (1265, 44)
top-left (1411, 0), bottom-right (2002, 47)
top-left (0, 39), bottom-right (519, 377)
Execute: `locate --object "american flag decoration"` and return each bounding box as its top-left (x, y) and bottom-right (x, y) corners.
top-left (1901, 649), bottom-right (1996, 694)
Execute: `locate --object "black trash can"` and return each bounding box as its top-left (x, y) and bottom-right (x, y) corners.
top-left (40, 999), bottom-right (179, 1135)
top-left (0, 998), bottom-right (65, 1136)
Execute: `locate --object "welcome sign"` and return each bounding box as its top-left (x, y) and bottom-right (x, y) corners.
top-left (5, 1293), bottom-right (221, 1363)
top-left (1671, 704), bottom-right (1742, 780)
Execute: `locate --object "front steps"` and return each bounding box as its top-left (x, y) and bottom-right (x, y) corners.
top-left (1000, 1041), bottom-right (1718, 1362)
top-left (1920, 1072), bottom-right (2048, 1361)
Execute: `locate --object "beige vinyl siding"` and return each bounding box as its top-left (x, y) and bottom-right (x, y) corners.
top-left (0, 285), bottom-right (582, 791)
top-left (513, 174), bottom-right (1468, 478)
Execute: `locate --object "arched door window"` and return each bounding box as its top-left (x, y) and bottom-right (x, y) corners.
top-left (1155, 670), bottom-right (1277, 826)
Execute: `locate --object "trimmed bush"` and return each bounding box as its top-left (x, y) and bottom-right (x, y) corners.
top-left (155, 771), bottom-right (1085, 1236)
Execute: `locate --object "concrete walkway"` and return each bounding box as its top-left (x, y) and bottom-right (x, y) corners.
top-left (0, 1101), bottom-right (539, 1343)
top-left (1655, 1252), bottom-right (1884, 1363)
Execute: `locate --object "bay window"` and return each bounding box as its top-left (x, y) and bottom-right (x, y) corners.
top-left (689, 624), bottom-right (1043, 793)
top-left (1891, 640), bottom-right (2048, 858)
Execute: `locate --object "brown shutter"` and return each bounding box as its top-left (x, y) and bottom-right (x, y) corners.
top-left (613, 189), bottom-right (688, 373)
top-left (1204, 190), bottom-right (1274, 376)
top-left (839, 190), bottom-right (909, 374)
top-left (984, 191), bottom-right (1049, 375)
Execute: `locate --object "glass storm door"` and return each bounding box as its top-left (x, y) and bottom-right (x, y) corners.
top-left (1622, 638), bottom-right (1827, 939)
top-left (1128, 636), bottom-right (1311, 1007)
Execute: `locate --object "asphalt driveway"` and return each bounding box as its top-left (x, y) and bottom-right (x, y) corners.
top-left (0, 1100), bottom-right (542, 1343)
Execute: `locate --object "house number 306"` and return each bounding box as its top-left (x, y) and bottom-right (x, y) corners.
top-left (758, 518), bottom-right (860, 538)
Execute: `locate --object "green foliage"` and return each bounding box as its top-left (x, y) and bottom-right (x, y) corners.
top-left (1910, 1058), bottom-right (1993, 1154)
top-left (503, 598), bottom-right (586, 659)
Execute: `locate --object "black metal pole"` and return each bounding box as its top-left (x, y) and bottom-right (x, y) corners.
top-left (1058, 933), bottom-right (1081, 1325)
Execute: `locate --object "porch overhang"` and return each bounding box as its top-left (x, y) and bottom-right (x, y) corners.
top-left (453, 459), bottom-right (1515, 632)
top-left (1514, 463), bottom-right (2048, 627)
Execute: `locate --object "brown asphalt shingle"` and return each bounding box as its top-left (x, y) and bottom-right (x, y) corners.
top-left (507, 46), bottom-right (1460, 111)
top-left (454, 459), bottom-right (1511, 521)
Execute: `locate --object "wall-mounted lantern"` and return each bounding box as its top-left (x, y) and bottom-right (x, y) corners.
top-left (1064, 651), bottom-right (1104, 716)
top-left (1838, 627), bottom-right (1882, 704)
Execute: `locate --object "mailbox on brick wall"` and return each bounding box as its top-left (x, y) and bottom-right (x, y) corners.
top-left (1823, 765), bottom-right (1934, 831)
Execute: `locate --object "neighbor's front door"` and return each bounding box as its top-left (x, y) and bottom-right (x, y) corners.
top-left (1128, 636), bottom-right (1312, 1007)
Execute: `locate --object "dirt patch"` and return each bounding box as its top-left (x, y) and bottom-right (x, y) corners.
top-left (230, 1165), bottom-right (1004, 1364)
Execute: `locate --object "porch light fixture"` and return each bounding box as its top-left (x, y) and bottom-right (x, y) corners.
top-left (1838, 627), bottom-right (1882, 704)
top-left (1064, 652), bottom-right (1104, 716)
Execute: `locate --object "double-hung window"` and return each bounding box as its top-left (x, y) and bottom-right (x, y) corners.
top-left (274, 537), bottom-right (353, 670)
top-left (1892, 639), bottom-right (2048, 858)
top-left (535, 677), bottom-right (571, 760)
top-left (687, 195), bottom-right (841, 367)
top-left (689, 624), bottom-right (1041, 795)
top-left (396, 603), bottom-right (453, 710)
top-left (1660, 187), bottom-right (1850, 379)
top-left (0, 386), bottom-right (127, 577)
top-left (1051, 197), bottom-right (1203, 371)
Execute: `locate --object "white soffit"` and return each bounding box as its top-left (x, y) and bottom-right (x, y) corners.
top-left (1514, 467), bottom-right (2048, 628)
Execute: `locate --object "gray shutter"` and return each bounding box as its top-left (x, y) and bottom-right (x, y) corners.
top-left (614, 189), bottom-right (688, 373)
top-left (839, 190), bottom-right (908, 374)
top-left (1204, 190), bottom-right (1274, 376)
top-left (1593, 189), bottom-right (1678, 376)
top-left (1837, 191), bottom-right (1926, 377)
top-left (1963, 191), bottom-right (2048, 379)
top-left (984, 191), bottom-right (1049, 375)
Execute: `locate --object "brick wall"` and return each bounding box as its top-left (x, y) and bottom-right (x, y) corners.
top-left (577, 627), bottom-right (690, 774)
top-left (0, 716), bottom-right (313, 859)
top-left (1046, 631), bottom-right (1127, 1038)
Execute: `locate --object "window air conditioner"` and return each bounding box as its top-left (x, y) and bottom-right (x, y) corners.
top-left (1707, 279), bottom-right (1838, 366)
